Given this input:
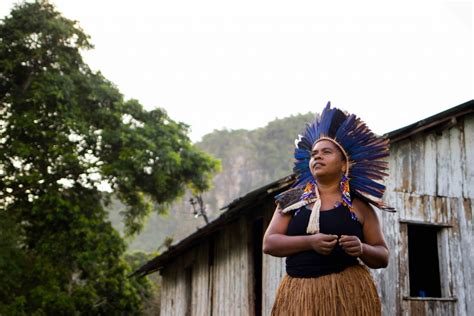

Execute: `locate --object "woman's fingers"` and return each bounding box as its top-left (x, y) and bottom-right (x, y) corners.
top-left (313, 234), bottom-right (363, 256)
top-left (322, 238), bottom-right (338, 249)
top-left (320, 234), bottom-right (338, 241)
top-left (339, 235), bottom-right (363, 256)
top-left (310, 234), bottom-right (338, 255)
top-left (340, 240), bottom-right (359, 248)
top-left (320, 238), bottom-right (338, 254)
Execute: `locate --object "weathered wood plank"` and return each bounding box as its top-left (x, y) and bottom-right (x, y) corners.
top-left (175, 258), bottom-right (185, 316)
top-left (403, 298), bottom-right (456, 316)
top-left (437, 226), bottom-right (452, 298)
top-left (392, 140), bottom-right (411, 193)
top-left (237, 223), bottom-right (242, 316)
top-left (223, 224), bottom-right (230, 315)
top-left (392, 191), bottom-right (453, 225)
top-left (194, 241), bottom-right (209, 316)
top-left (436, 128), bottom-right (451, 197)
top-left (463, 114), bottom-right (474, 198)
top-left (242, 215), bottom-right (253, 316)
top-left (448, 127), bottom-right (464, 197)
top-left (261, 201), bottom-right (286, 316)
top-left (372, 205), bottom-right (399, 316)
top-left (160, 268), bottom-right (168, 315)
top-left (409, 135), bottom-right (424, 193)
top-left (399, 223), bottom-right (409, 301)
top-left (453, 197), bottom-right (473, 316)
top-left (212, 233), bottom-right (220, 315)
top-left (422, 134), bottom-right (438, 196)
top-left (211, 231), bottom-right (221, 315)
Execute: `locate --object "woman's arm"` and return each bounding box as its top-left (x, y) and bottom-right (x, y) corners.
top-left (339, 198), bottom-right (389, 268)
top-left (262, 205), bottom-right (338, 257)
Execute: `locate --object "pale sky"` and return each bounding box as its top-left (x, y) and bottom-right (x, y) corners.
top-left (1, 0), bottom-right (472, 142)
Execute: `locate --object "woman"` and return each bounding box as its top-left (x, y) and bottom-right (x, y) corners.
top-left (263, 103), bottom-right (393, 316)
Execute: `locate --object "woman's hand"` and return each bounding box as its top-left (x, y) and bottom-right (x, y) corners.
top-left (309, 233), bottom-right (338, 255)
top-left (339, 235), bottom-right (363, 257)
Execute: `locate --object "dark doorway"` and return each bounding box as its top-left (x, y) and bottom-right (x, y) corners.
top-left (407, 224), bottom-right (442, 297)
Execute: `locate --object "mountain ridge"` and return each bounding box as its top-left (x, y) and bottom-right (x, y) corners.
top-left (109, 112), bottom-right (316, 251)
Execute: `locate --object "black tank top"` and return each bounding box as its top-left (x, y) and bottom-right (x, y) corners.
top-left (286, 204), bottom-right (364, 278)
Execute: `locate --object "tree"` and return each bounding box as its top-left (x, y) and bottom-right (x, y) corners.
top-left (0, 1), bottom-right (219, 314)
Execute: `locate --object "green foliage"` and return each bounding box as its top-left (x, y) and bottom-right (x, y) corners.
top-left (124, 252), bottom-right (159, 303)
top-left (0, 0), bottom-right (218, 314)
top-left (124, 251), bottom-right (161, 314)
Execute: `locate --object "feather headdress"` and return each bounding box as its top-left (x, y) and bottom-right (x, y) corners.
top-left (276, 102), bottom-right (394, 234)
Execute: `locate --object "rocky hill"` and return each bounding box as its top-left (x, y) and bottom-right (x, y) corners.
top-left (109, 112), bottom-right (315, 252)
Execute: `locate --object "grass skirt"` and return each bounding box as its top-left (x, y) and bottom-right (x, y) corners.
top-left (271, 265), bottom-right (381, 316)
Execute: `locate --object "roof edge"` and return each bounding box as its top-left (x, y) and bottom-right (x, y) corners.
top-left (385, 100), bottom-right (474, 143)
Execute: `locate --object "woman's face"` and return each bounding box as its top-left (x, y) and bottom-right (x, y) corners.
top-left (309, 140), bottom-right (346, 181)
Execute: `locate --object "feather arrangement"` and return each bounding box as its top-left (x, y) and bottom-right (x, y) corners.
top-left (279, 102), bottom-right (394, 220)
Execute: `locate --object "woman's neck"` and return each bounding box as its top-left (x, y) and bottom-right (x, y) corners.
top-left (316, 180), bottom-right (342, 210)
top-left (316, 180), bottom-right (340, 196)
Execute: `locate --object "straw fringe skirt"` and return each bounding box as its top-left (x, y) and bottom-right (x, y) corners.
top-left (271, 265), bottom-right (381, 316)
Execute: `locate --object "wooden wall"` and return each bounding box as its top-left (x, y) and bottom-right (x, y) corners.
top-left (212, 216), bottom-right (254, 316)
top-left (160, 216), bottom-right (255, 316)
top-left (375, 113), bottom-right (474, 316)
top-left (160, 240), bottom-right (211, 315)
top-left (261, 199), bottom-right (285, 316)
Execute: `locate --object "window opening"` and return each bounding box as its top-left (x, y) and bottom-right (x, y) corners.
top-left (407, 224), bottom-right (442, 297)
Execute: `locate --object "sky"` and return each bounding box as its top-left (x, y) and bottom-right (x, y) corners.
top-left (1, 0), bottom-right (472, 142)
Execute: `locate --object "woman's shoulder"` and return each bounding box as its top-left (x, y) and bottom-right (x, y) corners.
top-left (352, 197), bottom-right (371, 209)
top-left (351, 197), bottom-right (375, 224)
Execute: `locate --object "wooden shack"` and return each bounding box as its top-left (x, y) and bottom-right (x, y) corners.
top-left (134, 100), bottom-right (473, 316)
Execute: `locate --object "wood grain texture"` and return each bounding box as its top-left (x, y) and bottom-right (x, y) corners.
top-left (376, 114), bottom-right (474, 315)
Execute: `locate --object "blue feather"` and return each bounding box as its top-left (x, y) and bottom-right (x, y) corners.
top-left (288, 102), bottom-right (392, 211)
